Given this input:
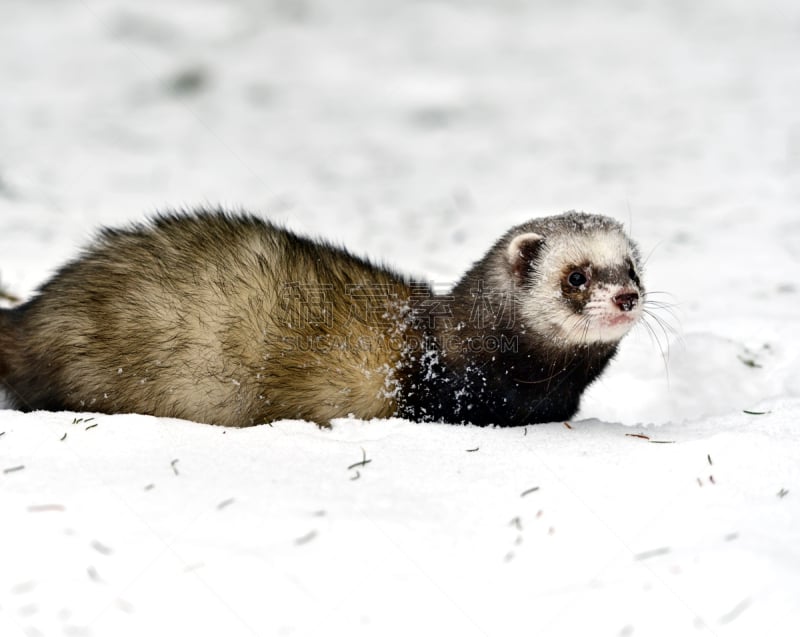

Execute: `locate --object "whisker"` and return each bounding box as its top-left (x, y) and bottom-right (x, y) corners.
top-left (653, 305), bottom-right (682, 342)
top-left (642, 311), bottom-right (678, 349)
top-left (642, 312), bottom-right (670, 353)
top-left (641, 240), bottom-right (666, 269)
top-left (642, 293), bottom-right (679, 306)
top-left (643, 307), bottom-right (681, 342)
top-left (637, 314), bottom-right (671, 384)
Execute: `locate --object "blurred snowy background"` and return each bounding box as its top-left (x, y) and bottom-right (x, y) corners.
top-left (1, 1), bottom-right (800, 636)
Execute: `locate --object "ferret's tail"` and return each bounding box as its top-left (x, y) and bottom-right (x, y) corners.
top-left (0, 276), bottom-right (14, 376)
top-left (0, 274), bottom-right (23, 404)
top-left (0, 308), bottom-right (11, 378)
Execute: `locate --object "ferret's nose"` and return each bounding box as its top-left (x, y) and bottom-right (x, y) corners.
top-left (613, 292), bottom-right (639, 312)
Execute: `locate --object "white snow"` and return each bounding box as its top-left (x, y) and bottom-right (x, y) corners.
top-left (2, 1), bottom-right (800, 636)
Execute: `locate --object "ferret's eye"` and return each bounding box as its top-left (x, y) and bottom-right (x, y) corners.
top-left (628, 266), bottom-right (640, 285)
top-left (567, 271), bottom-right (587, 288)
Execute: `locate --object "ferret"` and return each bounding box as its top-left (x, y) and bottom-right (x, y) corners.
top-left (0, 209), bottom-right (644, 427)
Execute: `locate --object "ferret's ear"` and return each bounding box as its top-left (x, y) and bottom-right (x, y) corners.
top-left (507, 232), bottom-right (544, 280)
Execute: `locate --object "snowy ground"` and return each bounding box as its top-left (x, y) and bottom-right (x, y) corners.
top-left (2, 0), bottom-right (800, 635)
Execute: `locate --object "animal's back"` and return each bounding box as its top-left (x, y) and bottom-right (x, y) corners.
top-left (0, 212), bottom-right (416, 425)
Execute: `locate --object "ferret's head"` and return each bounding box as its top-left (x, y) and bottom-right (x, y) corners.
top-left (501, 212), bottom-right (644, 346)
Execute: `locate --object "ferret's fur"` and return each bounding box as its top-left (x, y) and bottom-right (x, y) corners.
top-left (0, 209), bottom-right (644, 427)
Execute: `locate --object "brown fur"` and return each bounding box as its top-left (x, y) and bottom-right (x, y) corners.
top-left (0, 211), bottom-right (425, 425)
